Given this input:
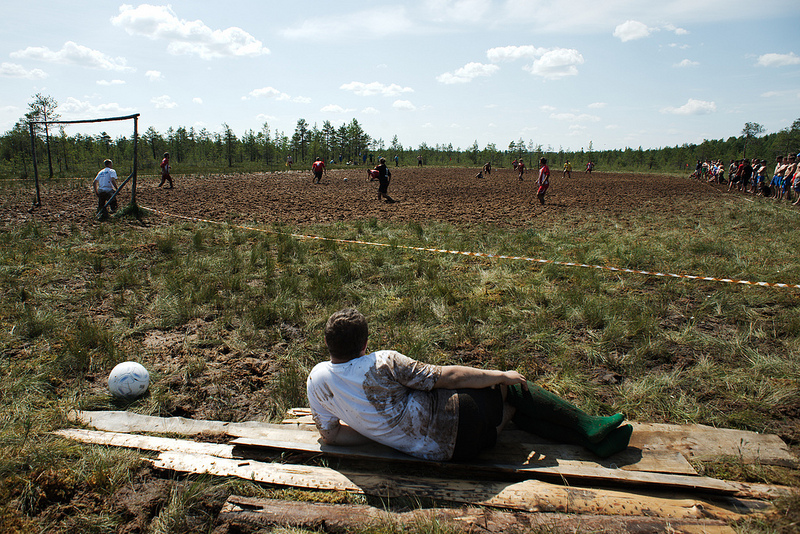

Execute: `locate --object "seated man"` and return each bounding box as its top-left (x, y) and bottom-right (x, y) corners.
top-left (307, 308), bottom-right (632, 461)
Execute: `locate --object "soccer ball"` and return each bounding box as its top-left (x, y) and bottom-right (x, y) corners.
top-left (344, 177), bottom-right (348, 181)
top-left (108, 361), bottom-right (150, 399)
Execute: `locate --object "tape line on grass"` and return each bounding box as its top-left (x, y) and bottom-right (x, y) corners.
top-left (143, 206), bottom-right (800, 291)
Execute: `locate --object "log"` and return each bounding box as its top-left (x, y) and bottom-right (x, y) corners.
top-left (147, 451), bottom-right (772, 521)
top-left (220, 495), bottom-right (739, 534)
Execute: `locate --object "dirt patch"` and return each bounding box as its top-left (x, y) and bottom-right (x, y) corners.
top-left (4, 167), bottom-right (722, 230)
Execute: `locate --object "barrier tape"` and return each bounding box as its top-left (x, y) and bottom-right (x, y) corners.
top-left (142, 206), bottom-right (800, 290)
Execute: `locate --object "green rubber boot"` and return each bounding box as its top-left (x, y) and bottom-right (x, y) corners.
top-left (507, 382), bottom-right (625, 444)
top-left (513, 413), bottom-right (633, 458)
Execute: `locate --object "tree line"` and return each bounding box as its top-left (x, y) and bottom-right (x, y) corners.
top-left (2, 94), bottom-right (799, 180)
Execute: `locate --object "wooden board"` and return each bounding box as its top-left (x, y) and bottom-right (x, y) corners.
top-left (147, 451), bottom-right (771, 521)
top-left (221, 495), bottom-right (738, 534)
top-left (57, 427), bottom-right (793, 502)
top-left (283, 407), bottom-right (798, 469)
top-left (230, 435), bottom-right (738, 494)
top-left (68, 410), bottom-right (697, 475)
top-left (627, 422), bottom-right (798, 467)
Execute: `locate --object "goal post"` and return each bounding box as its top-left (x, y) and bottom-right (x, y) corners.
top-left (28, 113), bottom-right (140, 215)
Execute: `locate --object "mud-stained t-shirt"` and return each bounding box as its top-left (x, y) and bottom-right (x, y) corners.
top-left (306, 350), bottom-right (459, 461)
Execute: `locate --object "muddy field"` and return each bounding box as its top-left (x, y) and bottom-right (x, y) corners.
top-left (6, 166), bottom-right (722, 229)
top-left (3, 167), bottom-right (769, 533)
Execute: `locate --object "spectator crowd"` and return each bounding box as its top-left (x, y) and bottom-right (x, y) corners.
top-left (692, 153), bottom-right (800, 205)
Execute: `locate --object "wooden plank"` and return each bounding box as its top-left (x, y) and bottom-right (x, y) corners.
top-left (54, 428), bottom-right (237, 458)
top-left (628, 422), bottom-right (797, 468)
top-left (285, 408), bottom-right (797, 469)
top-left (230, 435), bottom-right (738, 494)
top-left (221, 495), bottom-right (738, 534)
top-left (148, 451), bottom-right (771, 522)
top-left (55, 427), bottom-right (791, 502)
top-left (69, 410), bottom-right (696, 475)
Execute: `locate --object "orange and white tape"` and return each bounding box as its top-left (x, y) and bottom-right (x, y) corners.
top-left (142, 207), bottom-right (800, 290)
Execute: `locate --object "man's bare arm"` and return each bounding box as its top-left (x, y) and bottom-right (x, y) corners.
top-left (434, 366), bottom-right (526, 390)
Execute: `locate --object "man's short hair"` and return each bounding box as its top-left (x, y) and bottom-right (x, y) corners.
top-left (325, 308), bottom-right (368, 361)
top-left (104, 159), bottom-right (112, 167)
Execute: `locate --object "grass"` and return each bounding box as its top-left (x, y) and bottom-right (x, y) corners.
top-left (0, 179), bottom-right (799, 531)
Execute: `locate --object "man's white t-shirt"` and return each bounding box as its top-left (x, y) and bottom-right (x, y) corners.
top-left (94, 168), bottom-right (117, 192)
top-left (307, 350), bottom-right (459, 461)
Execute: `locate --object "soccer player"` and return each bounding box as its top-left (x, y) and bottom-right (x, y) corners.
top-left (312, 157), bottom-right (326, 184)
top-left (536, 157), bottom-right (550, 205)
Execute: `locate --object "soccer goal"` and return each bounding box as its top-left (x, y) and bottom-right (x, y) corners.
top-left (28, 113), bottom-right (140, 216)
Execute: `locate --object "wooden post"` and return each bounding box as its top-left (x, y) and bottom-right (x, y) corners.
top-left (29, 122), bottom-right (41, 206)
top-left (132, 115), bottom-right (138, 205)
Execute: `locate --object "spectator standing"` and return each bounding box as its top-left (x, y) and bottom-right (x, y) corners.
top-left (517, 159), bottom-right (526, 181)
top-left (563, 160), bottom-right (572, 179)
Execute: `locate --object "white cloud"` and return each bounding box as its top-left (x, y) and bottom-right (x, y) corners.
top-left (757, 52), bottom-right (800, 67)
top-left (97, 79), bottom-right (126, 85)
top-left (675, 59), bottom-right (699, 67)
top-left (613, 20), bottom-right (653, 42)
top-left (0, 62), bottom-right (47, 79)
top-left (193, 97), bottom-right (203, 104)
top-left (146, 70), bottom-right (162, 81)
top-left (487, 45), bottom-right (583, 79)
top-left (661, 98), bottom-right (716, 115)
top-left (588, 102), bottom-right (607, 109)
top-left (340, 81), bottom-right (414, 97)
top-left (10, 41), bottom-right (131, 71)
top-left (487, 45), bottom-right (547, 62)
top-left (245, 87), bottom-right (290, 100)
top-left (424, 0), bottom-right (492, 23)
top-left (112, 4), bottom-right (269, 59)
top-left (663, 23), bottom-right (688, 35)
top-left (151, 95), bottom-right (177, 109)
top-left (320, 104), bottom-right (355, 113)
top-left (59, 97), bottom-right (135, 117)
top-left (550, 112), bottom-right (600, 122)
top-left (436, 62), bottom-right (499, 84)
top-left (525, 49), bottom-right (584, 80)
top-left (362, 107), bottom-right (379, 114)
top-left (281, 7), bottom-right (412, 41)
top-left (393, 100), bottom-right (417, 111)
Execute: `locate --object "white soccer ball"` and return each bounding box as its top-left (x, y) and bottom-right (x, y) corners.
top-left (108, 361), bottom-right (150, 399)
top-left (344, 177), bottom-right (348, 181)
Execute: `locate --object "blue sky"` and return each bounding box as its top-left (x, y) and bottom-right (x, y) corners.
top-left (1, 1), bottom-right (798, 153)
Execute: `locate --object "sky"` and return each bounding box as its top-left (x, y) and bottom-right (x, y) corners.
top-left (1, 1), bottom-right (799, 153)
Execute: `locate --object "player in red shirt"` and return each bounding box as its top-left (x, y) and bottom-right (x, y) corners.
top-left (312, 157), bottom-right (326, 184)
top-left (158, 152), bottom-right (173, 188)
top-left (537, 157), bottom-right (550, 205)
top-left (517, 159), bottom-right (526, 181)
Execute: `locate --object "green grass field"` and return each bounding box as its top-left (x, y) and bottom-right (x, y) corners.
top-left (1, 175), bottom-right (799, 532)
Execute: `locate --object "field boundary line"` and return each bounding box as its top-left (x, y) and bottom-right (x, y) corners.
top-left (141, 206), bottom-right (800, 290)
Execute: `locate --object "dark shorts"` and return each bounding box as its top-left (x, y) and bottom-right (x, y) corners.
top-left (313, 170), bottom-right (323, 179)
top-left (378, 178), bottom-right (389, 194)
top-left (452, 386), bottom-right (503, 461)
